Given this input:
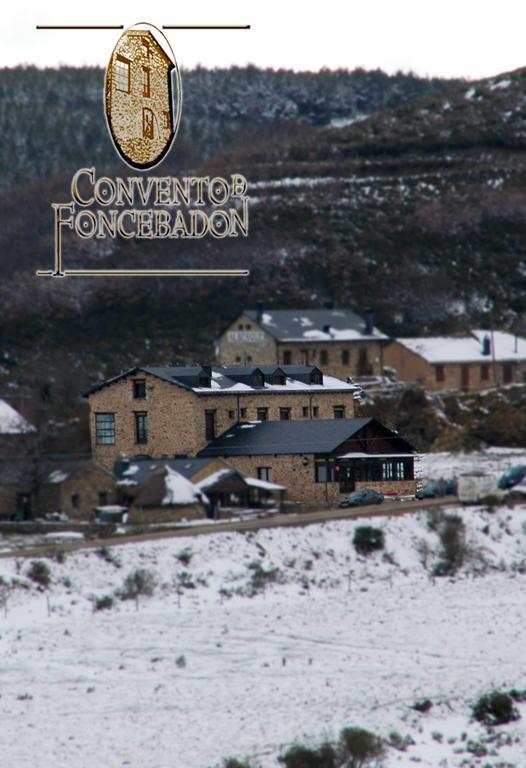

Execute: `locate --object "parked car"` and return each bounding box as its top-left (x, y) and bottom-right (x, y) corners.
top-left (338, 489), bottom-right (384, 508)
top-left (498, 466), bottom-right (526, 490)
top-left (416, 478), bottom-right (457, 500)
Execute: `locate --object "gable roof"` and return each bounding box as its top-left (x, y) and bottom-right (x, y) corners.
top-left (199, 418), bottom-right (415, 457)
top-left (0, 400), bottom-right (35, 435)
top-left (115, 457), bottom-right (214, 487)
top-left (395, 330), bottom-right (526, 364)
top-left (84, 365), bottom-right (359, 397)
top-left (242, 308), bottom-right (388, 342)
top-left (131, 466), bottom-right (207, 508)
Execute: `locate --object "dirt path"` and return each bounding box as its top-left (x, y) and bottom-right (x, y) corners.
top-left (0, 497), bottom-right (458, 559)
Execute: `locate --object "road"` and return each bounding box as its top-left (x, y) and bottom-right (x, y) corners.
top-left (0, 496), bottom-right (458, 559)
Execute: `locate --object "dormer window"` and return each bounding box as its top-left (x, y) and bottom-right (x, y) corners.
top-left (252, 371), bottom-right (264, 387)
top-left (198, 375), bottom-right (210, 388)
top-left (311, 371), bottom-right (323, 385)
top-left (273, 374), bottom-right (286, 385)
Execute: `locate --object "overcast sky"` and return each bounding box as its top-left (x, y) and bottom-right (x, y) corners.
top-left (4, 0), bottom-right (526, 79)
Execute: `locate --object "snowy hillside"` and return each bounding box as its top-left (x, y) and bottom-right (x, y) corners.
top-left (1, 502), bottom-right (526, 767)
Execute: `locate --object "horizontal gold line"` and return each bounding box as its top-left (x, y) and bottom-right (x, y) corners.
top-left (162, 25), bottom-right (250, 29)
top-left (36, 25), bottom-right (124, 30)
top-left (36, 269), bottom-right (250, 277)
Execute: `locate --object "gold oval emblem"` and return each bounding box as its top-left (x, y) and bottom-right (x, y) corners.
top-left (105, 22), bottom-right (182, 169)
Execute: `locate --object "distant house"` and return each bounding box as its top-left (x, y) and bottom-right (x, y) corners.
top-left (114, 457), bottom-right (286, 520)
top-left (0, 458), bottom-right (115, 521)
top-left (84, 364), bottom-right (361, 469)
top-left (215, 304), bottom-right (388, 379)
top-left (199, 417), bottom-right (416, 503)
top-left (384, 331), bottom-right (526, 391)
top-left (0, 399), bottom-right (35, 457)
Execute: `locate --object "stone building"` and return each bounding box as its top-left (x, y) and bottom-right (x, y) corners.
top-left (384, 331), bottom-right (526, 391)
top-left (0, 458), bottom-right (116, 521)
top-left (84, 364), bottom-right (361, 469)
top-left (114, 456), bottom-right (286, 520)
top-left (199, 417), bottom-right (416, 503)
top-left (106, 29), bottom-right (174, 167)
top-left (215, 305), bottom-right (388, 379)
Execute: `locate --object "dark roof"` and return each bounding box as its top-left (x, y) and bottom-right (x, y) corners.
top-left (243, 308), bottom-right (387, 342)
top-left (199, 418), bottom-right (414, 457)
top-left (114, 457), bottom-right (214, 486)
top-left (0, 457), bottom-right (110, 487)
top-left (84, 364), bottom-right (356, 397)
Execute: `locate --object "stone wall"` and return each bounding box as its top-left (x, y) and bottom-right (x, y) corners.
top-left (128, 503), bottom-right (205, 524)
top-left (215, 313), bottom-right (278, 365)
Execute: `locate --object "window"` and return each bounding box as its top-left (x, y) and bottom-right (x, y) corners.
top-left (228, 409), bottom-right (235, 419)
top-left (198, 375), bottom-right (210, 387)
top-left (95, 413), bottom-right (115, 445)
top-left (133, 379), bottom-right (146, 399)
top-left (302, 406), bottom-right (309, 417)
top-left (142, 107), bottom-right (154, 139)
top-left (114, 56), bottom-right (130, 92)
top-left (163, 110), bottom-right (170, 129)
top-left (503, 364), bottom-right (513, 384)
top-left (333, 406), bottom-right (345, 419)
top-left (341, 349), bottom-right (350, 365)
top-left (279, 408), bottom-right (291, 421)
top-left (313, 406), bottom-right (319, 417)
top-left (205, 410), bottom-right (216, 442)
top-left (238, 324), bottom-right (243, 330)
top-left (71, 494), bottom-right (80, 509)
top-left (16, 493), bottom-right (31, 518)
top-left (315, 459), bottom-right (335, 483)
top-left (252, 371), bottom-right (264, 387)
top-left (382, 462), bottom-right (394, 480)
top-left (395, 461), bottom-right (405, 480)
top-left (311, 371), bottom-right (323, 385)
top-left (257, 467), bottom-right (272, 482)
top-left (98, 491), bottom-right (108, 506)
top-left (320, 350), bottom-right (328, 366)
top-left (480, 363), bottom-right (490, 381)
top-left (135, 412), bottom-right (148, 444)
top-left (142, 66), bottom-right (151, 97)
top-left (283, 350), bottom-right (292, 365)
top-left (300, 349), bottom-right (308, 365)
top-left (273, 373), bottom-right (286, 385)
top-left (257, 408), bottom-right (268, 421)
top-left (240, 408), bottom-right (247, 418)
top-left (435, 364), bottom-right (445, 382)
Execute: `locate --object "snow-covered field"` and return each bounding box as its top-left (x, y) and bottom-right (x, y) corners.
top-left (1, 496), bottom-right (526, 767)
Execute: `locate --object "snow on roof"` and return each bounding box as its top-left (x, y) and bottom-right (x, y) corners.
top-left (243, 307), bottom-right (388, 342)
top-left (196, 468), bottom-right (234, 491)
top-left (192, 371), bottom-right (357, 394)
top-left (47, 470), bottom-right (69, 484)
top-left (396, 331), bottom-right (526, 364)
top-left (0, 399), bottom-right (35, 435)
top-left (244, 477), bottom-right (286, 492)
top-left (162, 467), bottom-right (206, 506)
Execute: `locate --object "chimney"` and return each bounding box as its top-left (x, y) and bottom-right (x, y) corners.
top-left (323, 324), bottom-right (331, 334)
top-left (363, 308), bottom-right (374, 336)
top-left (482, 334), bottom-right (491, 356)
top-left (255, 300), bottom-right (263, 323)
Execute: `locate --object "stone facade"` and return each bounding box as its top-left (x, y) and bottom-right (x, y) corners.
top-left (128, 503), bottom-right (204, 525)
top-left (384, 340), bottom-right (525, 391)
top-left (87, 371), bottom-right (357, 468)
top-left (0, 461), bottom-right (116, 521)
top-left (216, 313), bottom-right (385, 378)
top-left (215, 455), bottom-right (415, 503)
